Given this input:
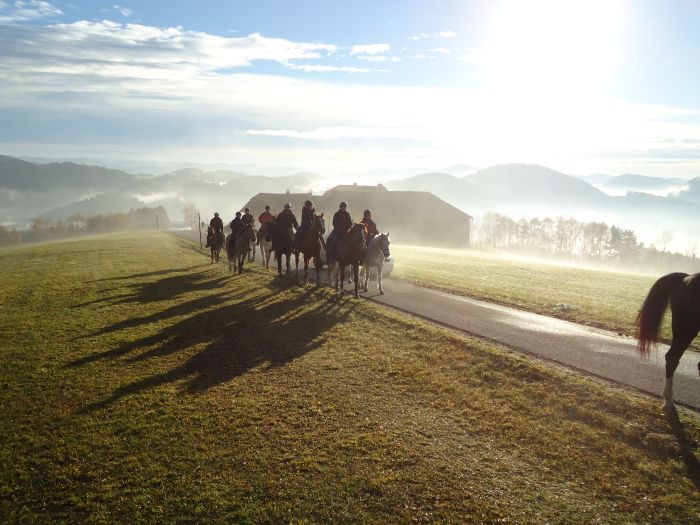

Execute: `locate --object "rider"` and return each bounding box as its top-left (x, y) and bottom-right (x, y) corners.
top-left (360, 209), bottom-right (379, 247)
top-left (295, 199), bottom-right (315, 248)
top-left (258, 204), bottom-right (274, 225)
top-left (207, 212), bottom-right (224, 247)
top-left (327, 201), bottom-right (353, 255)
top-left (229, 211), bottom-right (244, 237)
top-left (242, 207), bottom-right (255, 227)
top-left (276, 202), bottom-right (298, 233)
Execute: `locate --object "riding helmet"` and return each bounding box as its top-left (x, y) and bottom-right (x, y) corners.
top-left (284, 202), bottom-right (292, 209)
top-left (339, 201), bottom-right (347, 208)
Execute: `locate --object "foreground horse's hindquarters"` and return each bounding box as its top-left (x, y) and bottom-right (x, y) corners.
top-left (226, 225), bottom-right (256, 274)
top-left (207, 227), bottom-right (224, 263)
top-left (327, 224), bottom-right (364, 297)
top-left (361, 233), bottom-right (391, 295)
top-left (295, 213), bottom-right (326, 286)
top-left (636, 272), bottom-right (700, 411)
top-left (257, 222), bottom-right (273, 269)
top-left (267, 220), bottom-right (294, 276)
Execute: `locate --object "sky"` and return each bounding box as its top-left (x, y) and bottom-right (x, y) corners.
top-left (1, 0), bottom-right (700, 177)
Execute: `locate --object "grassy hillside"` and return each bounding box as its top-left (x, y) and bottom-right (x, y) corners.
top-left (390, 244), bottom-right (675, 341)
top-left (1, 233), bottom-right (698, 523)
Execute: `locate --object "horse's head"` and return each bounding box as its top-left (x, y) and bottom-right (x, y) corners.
top-left (313, 213), bottom-right (326, 235)
top-left (379, 232), bottom-right (391, 259)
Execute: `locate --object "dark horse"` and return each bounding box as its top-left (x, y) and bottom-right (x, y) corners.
top-left (636, 272), bottom-right (700, 411)
top-left (294, 213), bottom-right (326, 286)
top-left (327, 223), bottom-right (365, 297)
top-left (207, 226), bottom-right (224, 263)
top-left (266, 219), bottom-right (294, 276)
top-left (226, 222), bottom-right (256, 274)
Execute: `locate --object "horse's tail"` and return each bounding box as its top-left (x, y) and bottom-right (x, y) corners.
top-left (636, 272), bottom-right (687, 357)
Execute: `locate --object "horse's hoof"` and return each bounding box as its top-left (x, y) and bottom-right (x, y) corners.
top-left (379, 290), bottom-right (385, 295)
top-left (662, 400), bottom-right (677, 413)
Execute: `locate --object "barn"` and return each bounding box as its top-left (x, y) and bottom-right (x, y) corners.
top-left (242, 183), bottom-right (472, 248)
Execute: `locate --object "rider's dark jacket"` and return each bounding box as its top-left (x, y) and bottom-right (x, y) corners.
top-left (210, 216), bottom-right (223, 231)
top-left (332, 209), bottom-right (352, 232)
top-left (276, 209), bottom-right (298, 231)
top-left (242, 212), bottom-right (254, 226)
top-left (300, 206), bottom-right (314, 230)
top-left (361, 217), bottom-right (378, 239)
top-left (230, 217), bottom-right (243, 236)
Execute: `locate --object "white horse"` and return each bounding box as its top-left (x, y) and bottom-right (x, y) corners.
top-left (256, 224), bottom-right (273, 269)
top-left (227, 225), bottom-right (256, 274)
top-left (360, 233), bottom-right (391, 295)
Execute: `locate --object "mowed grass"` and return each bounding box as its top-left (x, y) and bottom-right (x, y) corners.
top-left (1, 232), bottom-right (698, 524)
top-left (391, 244), bottom-right (674, 340)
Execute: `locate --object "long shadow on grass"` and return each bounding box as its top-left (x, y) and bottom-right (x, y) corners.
top-left (83, 267), bottom-right (189, 283)
top-left (79, 280), bottom-right (358, 413)
top-left (73, 269), bottom-right (229, 309)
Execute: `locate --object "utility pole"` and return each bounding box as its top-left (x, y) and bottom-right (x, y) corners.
top-left (198, 212), bottom-right (202, 249)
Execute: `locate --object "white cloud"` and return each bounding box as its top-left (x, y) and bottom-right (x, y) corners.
top-left (246, 126), bottom-right (424, 141)
top-left (438, 30), bottom-right (456, 38)
top-left (355, 55), bottom-right (400, 63)
top-left (113, 4), bottom-right (133, 17)
top-left (287, 64), bottom-right (371, 73)
top-left (350, 43), bottom-right (390, 55)
top-left (0, 0), bottom-right (62, 22)
top-left (408, 33), bottom-right (429, 41)
top-left (458, 48), bottom-right (483, 63)
top-left (428, 48), bottom-right (450, 55)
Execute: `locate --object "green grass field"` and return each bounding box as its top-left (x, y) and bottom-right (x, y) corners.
top-left (390, 245), bottom-right (674, 340)
top-left (1, 233), bottom-right (698, 523)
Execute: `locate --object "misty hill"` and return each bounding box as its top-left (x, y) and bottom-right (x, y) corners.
top-left (386, 163), bottom-right (700, 251)
top-left (578, 172), bottom-right (688, 196)
top-left (0, 155), bottom-right (317, 223)
top-left (38, 194), bottom-right (146, 221)
top-left (672, 177), bottom-right (700, 204)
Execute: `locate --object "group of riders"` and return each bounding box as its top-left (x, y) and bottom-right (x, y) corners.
top-left (207, 200), bottom-right (379, 256)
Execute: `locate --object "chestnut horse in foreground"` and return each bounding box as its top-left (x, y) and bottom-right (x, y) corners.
top-left (636, 272), bottom-right (700, 411)
top-left (294, 213), bottom-right (326, 286)
top-left (327, 223), bottom-right (365, 297)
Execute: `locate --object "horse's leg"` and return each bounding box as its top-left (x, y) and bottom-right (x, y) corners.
top-left (339, 263), bottom-right (345, 294)
top-left (277, 252), bottom-right (282, 276)
top-left (315, 254), bottom-right (321, 287)
top-left (352, 263), bottom-right (359, 297)
top-left (377, 261), bottom-right (384, 295)
top-left (286, 252), bottom-right (292, 274)
top-left (303, 254), bottom-right (310, 283)
top-left (662, 316), bottom-right (698, 411)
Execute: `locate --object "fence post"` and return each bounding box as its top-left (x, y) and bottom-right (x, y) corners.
top-left (198, 212), bottom-right (202, 249)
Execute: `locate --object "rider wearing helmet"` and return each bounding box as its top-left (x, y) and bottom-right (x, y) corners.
top-left (229, 211), bottom-right (244, 237)
top-left (360, 209), bottom-right (378, 247)
top-left (327, 201), bottom-right (353, 254)
top-left (295, 199), bottom-right (315, 248)
top-left (242, 207), bottom-right (254, 227)
top-left (276, 202), bottom-right (299, 243)
top-left (207, 212), bottom-right (224, 247)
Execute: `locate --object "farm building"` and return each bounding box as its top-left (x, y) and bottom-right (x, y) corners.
top-left (242, 183), bottom-right (472, 248)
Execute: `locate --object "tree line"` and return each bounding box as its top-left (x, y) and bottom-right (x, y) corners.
top-left (0, 207), bottom-right (170, 247)
top-left (473, 212), bottom-right (700, 273)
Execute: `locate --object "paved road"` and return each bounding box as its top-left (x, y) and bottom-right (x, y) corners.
top-left (170, 230), bottom-right (699, 409)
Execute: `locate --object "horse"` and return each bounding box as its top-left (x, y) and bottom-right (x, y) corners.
top-left (360, 233), bottom-right (391, 295)
top-left (294, 213), bottom-right (326, 286)
top-left (206, 226), bottom-right (224, 263)
top-left (635, 272), bottom-right (700, 411)
top-left (256, 222), bottom-right (273, 269)
top-left (327, 223), bottom-right (365, 297)
top-left (266, 219), bottom-right (294, 276)
top-left (226, 223), bottom-right (256, 274)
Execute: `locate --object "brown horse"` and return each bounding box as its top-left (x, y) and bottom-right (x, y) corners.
top-left (327, 223), bottom-right (365, 297)
top-left (294, 213), bottom-right (326, 286)
top-left (207, 226), bottom-right (224, 263)
top-left (256, 222), bottom-right (273, 269)
top-left (636, 272), bottom-right (700, 411)
top-left (266, 219), bottom-right (294, 276)
top-left (226, 223), bottom-right (256, 274)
